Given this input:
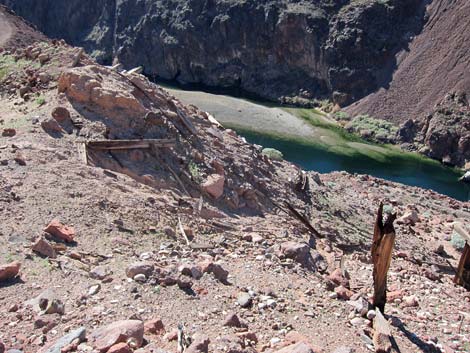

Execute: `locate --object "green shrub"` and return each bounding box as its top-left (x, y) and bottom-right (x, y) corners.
top-left (262, 148), bottom-right (283, 161)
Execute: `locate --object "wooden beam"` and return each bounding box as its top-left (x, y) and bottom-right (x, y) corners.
top-left (371, 203), bottom-right (397, 313)
top-left (85, 139), bottom-right (176, 150)
top-left (373, 309), bottom-right (393, 353)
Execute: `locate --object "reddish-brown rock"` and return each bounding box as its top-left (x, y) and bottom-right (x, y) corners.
top-left (0, 261), bottom-right (21, 282)
top-left (144, 318), bottom-right (164, 335)
top-left (202, 174), bottom-right (225, 199)
top-left (108, 343), bottom-right (132, 353)
top-left (44, 220), bottom-right (75, 243)
top-left (32, 236), bottom-right (57, 258)
top-left (51, 106), bottom-right (71, 123)
top-left (2, 128), bottom-right (16, 137)
top-left (89, 320), bottom-right (144, 352)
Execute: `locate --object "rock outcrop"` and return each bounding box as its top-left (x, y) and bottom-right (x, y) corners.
top-left (0, 0), bottom-right (424, 105)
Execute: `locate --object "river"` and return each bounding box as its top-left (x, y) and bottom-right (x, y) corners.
top-left (166, 87), bottom-right (469, 201)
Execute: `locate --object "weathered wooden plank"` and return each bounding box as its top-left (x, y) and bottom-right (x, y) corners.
top-left (373, 309), bottom-right (393, 353)
top-left (85, 139), bottom-right (176, 150)
top-left (372, 203), bottom-right (397, 313)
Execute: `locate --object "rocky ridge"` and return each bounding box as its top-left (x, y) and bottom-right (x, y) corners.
top-left (0, 0), bottom-right (424, 106)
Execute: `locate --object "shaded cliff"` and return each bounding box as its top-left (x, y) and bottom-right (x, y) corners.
top-left (0, 0), bottom-right (424, 105)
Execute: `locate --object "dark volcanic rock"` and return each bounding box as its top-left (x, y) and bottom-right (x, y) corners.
top-left (0, 0), bottom-right (423, 105)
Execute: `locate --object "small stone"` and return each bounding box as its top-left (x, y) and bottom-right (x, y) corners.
top-left (202, 174), bottom-right (225, 199)
top-left (126, 262), bottom-right (154, 279)
top-left (2, 128), bottom-right (16, 137)
top-left (185, 334), bottom-right (209, 353)
top-left (38, 53), bottom-right (50, 65)
top-left (237, 292), bottom-right (252, 308)
top-left (32, 236), bottom-right (57, 258)
top-left (51, 107), bottom-right (71, 123)
top-left (88, 284), bottom-right (101, 296)
top-left (44, 220), bottom-right (75, 243)
top-left (0, 261), bottom-right (21, 282)
top-left (366, 310), bottom-right (376, 320)
top-left (90, 266), bottom-right (111, 280)
top-left (223, 312), bottom-right (242, 327)
top-left (41, 327), bottom-right (86, 353)
top-left (402, 295), bottom-right (419, 308)
top-left (334, 286), bottom-right (353, 300)
top-left (108, 343), bottom-right (131, 353)
top-left (133, 274), bottom-right (147, 283)
top-left (144, 318), bottom-right (164, 335)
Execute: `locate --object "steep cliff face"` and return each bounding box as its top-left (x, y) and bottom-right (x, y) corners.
top-left (0, 0), bottom-right (424, 104)
top-left (347, 0), bottom-right (470, 167)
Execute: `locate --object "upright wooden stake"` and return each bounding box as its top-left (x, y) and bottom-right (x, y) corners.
top-left (455, 243), bottom-right (470, 290)
top-left (371, 203), bottom-right (397, 313)
top-left (453, 223), bottom-right (470, 290)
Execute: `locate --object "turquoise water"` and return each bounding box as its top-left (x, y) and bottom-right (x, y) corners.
top-left (239, 130), bottom-right (470, 201)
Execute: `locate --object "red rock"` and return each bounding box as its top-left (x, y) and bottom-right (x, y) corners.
top-left (144, 318), bottom-right (164, 334)
top-left (274, 342), bottom-right (317, 353)
top-left (202, 174), bottom-right (225, 199)
top-left (280, 242), bottom-right (310, 266)
top-left (32, 236), bottom-right (57, 258)
top-left (89, 320), bottom-right (144, 352)
top-left (185, 334), bottom-right (210, 353)
top-left (197, 260), bottom-right (228, 283)
top-left (44, 220), bottom-right (75, 243)
top-left (51, 107), bottom-right (71, 123)
top-left (0, 340), bottom-right (4, 353)
top-left (334, 286), bottom-right (353, 300)
top-left (164, 328), bottom-right (178, 341)
top-left (125, 262), bottom-right (154, 278)
top-left (327, 268), bottom-right (350, 288)
top-left (0, 261), bottom-right (21, 282)
top-left (2, 128), bottom-right (16, 137)
top-left (108, 343), bottom-right (132, 353)
top-left (387, 290), bottom-right (404, 302)
top-left (41, 118), bottom-right (64, 134)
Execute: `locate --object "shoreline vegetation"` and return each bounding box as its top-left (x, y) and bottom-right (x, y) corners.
top-left (165, 85), bottom-right (464, 178)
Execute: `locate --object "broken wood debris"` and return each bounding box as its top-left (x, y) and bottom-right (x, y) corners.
top-left (371, 202), bottom-right (397, 313)
top-left (85, 139), bottom-right (175, 151)
top-left (178, 216), bottom-right (191, 246)
top-left (283, 201), bottom-right (323, 239)
top-left (373, 309), bottom-right (393, 353)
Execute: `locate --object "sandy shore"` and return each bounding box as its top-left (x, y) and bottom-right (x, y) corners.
top-left (167, 88), bottom-right (318, 139)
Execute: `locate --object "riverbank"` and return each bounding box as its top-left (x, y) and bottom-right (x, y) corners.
top-left (168, 87), bottom-right (468, 200)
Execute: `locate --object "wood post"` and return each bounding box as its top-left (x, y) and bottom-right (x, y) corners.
top-left (453, 223), bottom-right (470, 290)
top-left (455, 243), bottom-right (470, 290)
top-left (371, 203), bottom-right (397, 313)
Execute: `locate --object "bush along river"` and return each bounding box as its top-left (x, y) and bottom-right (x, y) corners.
top-left (166, 87), bottom-right (469, 201)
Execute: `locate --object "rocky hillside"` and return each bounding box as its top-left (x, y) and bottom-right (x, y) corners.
top-left (346, 0), bottom-right (470, 168)
top-left (1, 5), bottom-right (470, 353)
top-left (0, 0), bottom-right (424, 105)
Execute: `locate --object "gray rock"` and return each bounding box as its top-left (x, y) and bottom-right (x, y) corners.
top-left (43, 327), bottom-right (86, 353)
top-left (237, 292), bottom-right (252, 308)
